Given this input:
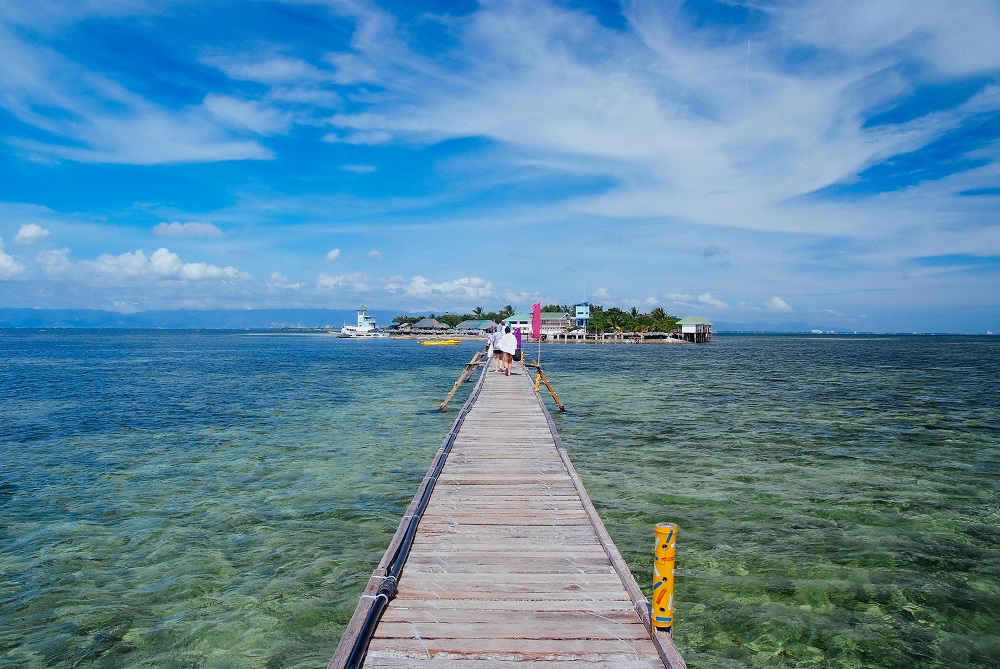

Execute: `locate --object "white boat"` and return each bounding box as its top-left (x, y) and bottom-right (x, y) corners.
top-left (337, 306), bottom-right (388, 338)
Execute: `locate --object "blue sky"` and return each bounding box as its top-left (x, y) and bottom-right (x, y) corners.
top-left (1, 0), bottom-right (998, 332)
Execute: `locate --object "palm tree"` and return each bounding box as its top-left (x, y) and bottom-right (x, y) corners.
top-left (472, 306), bottom-right (484, 318)
top-left (589, 311), bottom-right (608, 334)
top-left (606, 307), bottom-right (627, 332)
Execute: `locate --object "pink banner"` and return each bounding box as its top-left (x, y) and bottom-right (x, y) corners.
top-left (531, 302), bottom-right (541, 340)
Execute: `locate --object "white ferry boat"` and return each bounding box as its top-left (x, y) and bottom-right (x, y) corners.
top-left (338, 306), bottom-right (388, 338)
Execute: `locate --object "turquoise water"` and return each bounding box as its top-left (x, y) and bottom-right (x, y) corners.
top-left (542, 336), bottom-right (1000, 668)
top-left (2, 332), bottom-right (998, 668)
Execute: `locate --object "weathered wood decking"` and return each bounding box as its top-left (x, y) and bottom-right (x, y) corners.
top-left (330, 361), bottom-right (686, 668)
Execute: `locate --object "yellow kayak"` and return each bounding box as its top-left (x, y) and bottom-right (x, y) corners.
top-left (420, 339), bottom-right (461, 346)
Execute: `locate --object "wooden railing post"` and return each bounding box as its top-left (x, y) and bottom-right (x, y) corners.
top-left (439, 349), bottom-right (483, 411)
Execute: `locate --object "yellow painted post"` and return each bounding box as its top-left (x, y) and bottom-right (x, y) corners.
top-left (653, 522), bottom-right (677, 633)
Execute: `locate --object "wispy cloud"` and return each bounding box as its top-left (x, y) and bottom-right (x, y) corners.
top-left (698, 292), bottom-right (729, 310)
top-left (0, 19), bottom-right (273, 164)
top-left (154, 222), bottom-right (224, 238)
top-left (0, 1), bottom-right (997, 330)
top-left (398, 275), bottom-right (493, 300)
top-left (36, 248), bottom-right (71, 276)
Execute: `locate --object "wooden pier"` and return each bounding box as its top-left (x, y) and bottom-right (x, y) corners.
top-left (330, 361), bottom-right (686, 668)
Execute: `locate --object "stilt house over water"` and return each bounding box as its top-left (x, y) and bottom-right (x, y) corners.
top-left (676, 316), bottom-right (712, 343)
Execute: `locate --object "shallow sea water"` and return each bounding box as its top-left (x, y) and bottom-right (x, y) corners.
top-left (542, 335), bottom-right (1000, 669)
top-left (2, 331), bottom-right (998, 668)
top-left (2, 331), bottom-right (473, 669)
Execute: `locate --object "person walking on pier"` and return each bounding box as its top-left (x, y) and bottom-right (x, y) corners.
top-left (490, 326), bottom-right (504, 372)
top-left (498, 326), bottom-right (518, 376)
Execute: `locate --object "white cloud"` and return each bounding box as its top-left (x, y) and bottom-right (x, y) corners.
top-left (766, 296), bottom-right (794, 312)
top-left (667, 292), bottom-right (720, 311)
top-left (324, 51), bottom-right (383, 86)
top-left (154, 221), bottom-right (224, 238)
top-left (310, 0), bottom-right (1000, 252)
top-left (367, 249), bottom-right (383, 260)
top-left (0, 24), bottom-right (274, 164)
top-left (149, 248), bottom-right (184, 276)
top-left (202, 94), bottom-right (292, 135)
top-left (211, 55), bottom-right (334, 85)
top-left (778, 1), bottom-right (1000, 76)
top-left (268, 272), bottom-right (302, 290)
top-left (0, 238), bottom-right (26, 279)
top-left (325, 248), bottom-right (341, 261)
top-left (36, 248), bottom-right (70, 275)
top-left (89, 248), bottom-right (250, 282)
top-left (267, 85), bottom-right (341, 107)
top-left (698, 293), bottom-right (728, 309)
top-left (390, 275), bottom-right (493, 300)
top-left (93, 249), bottom-right (149, 278)
top-left (13, 223), bottom-right (49, 245)
top-left (340, 164), bottom-right (377, 173)
top-left (317, 272), bottom-right (370, 292)
top-left (0, 1), bottom-right (997, 328)
top-left (323, 130), bottom-right (393, 145)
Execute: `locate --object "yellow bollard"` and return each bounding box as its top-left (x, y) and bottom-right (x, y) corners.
top-left (653, 522), bottom-right (677, 632)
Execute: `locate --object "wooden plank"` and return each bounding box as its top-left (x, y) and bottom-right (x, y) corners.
top-left (376, 599), bottom-right (639, 614)
top-left (328, 365), bottom-right (686, 668)
top-left (374, 618), bottom-right (653, 641)
top-left (389, 572), bottom-right (625, 586)
top-left (379, 608), bottom-right (642, 625)
top-left (366, 637), bottom-right (659, 660)
top-left (364, 659), bottom-right (666, 668)
top-left (403, 559), bottom-right (616, 574)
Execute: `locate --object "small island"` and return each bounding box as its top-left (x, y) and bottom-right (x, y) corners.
top-left (385, 303), bottom-right (712, 343)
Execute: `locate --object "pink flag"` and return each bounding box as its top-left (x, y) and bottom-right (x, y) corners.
top-left (531, 302), bottom-right (541, 340)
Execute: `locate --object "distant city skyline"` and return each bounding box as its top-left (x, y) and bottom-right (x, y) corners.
top-left (1, 1), bottom-right (998, 333)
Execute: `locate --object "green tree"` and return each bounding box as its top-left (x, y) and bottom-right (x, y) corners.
top-left (588, 304), bottom-right (606, 333)
top-left (542, 304), bottom-right (571, 314)
top-left (605, 307), bottom-right (627, 332)
top-left (646, 307), bottom-right (679, 332)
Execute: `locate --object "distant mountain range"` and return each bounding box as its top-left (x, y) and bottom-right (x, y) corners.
top-left (5, 308), bottom-right (968, 334)
top-left (713, 320), bottom-right (824, 333)
top-left (0, 308), bottom-right (401, 330)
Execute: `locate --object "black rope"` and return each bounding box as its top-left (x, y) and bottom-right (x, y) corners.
top-left (343, 365), bottom-right (485, 669)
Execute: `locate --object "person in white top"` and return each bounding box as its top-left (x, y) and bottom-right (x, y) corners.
top-left (490, 327), bottom-right (505, 372)
top-left (497, 326), bottom-right (518, 376)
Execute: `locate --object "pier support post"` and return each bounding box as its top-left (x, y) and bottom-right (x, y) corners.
top-left (653, 522), bottom-right (677, 634)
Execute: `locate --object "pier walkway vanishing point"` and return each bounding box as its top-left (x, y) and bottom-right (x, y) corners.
top-left (330, 360), bottom-right (686, 668)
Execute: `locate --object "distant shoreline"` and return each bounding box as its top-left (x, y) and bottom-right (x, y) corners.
top-left (1, 308), bottom-right (994, 336)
